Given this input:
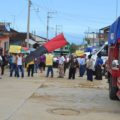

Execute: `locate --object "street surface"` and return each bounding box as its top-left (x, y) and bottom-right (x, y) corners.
top-left (0, 69), bottom-right (120, 120)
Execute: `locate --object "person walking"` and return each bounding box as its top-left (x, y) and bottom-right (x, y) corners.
top-left (39, 54), bottom-right (46, 73)
top-left (86, 54), bottom-right (93, 81)
top-left (45, 53), bottom-right (54, 78)
top-left (8, 54), bottom-right (13, 70)
top-left (1, 54), bottom-right (5, 75)
top-left (64, 55), bottom-right (68, 75)
top-left (0, 54), bottom-right (3, 79)
top-left (16, 53), bottom-right (24, 78)
top-left (95, 53), bottom-right (103, 80)
top-left (68, 56), bottom-right (78, 80)
top-left (27, 60), bottom-right (34, 77)
top-left (10, 54), bottom-right (18, 77)
top-left (78, 55), bottom-right (86, 77)
top-left (58, 53), bottom-right (65, 78)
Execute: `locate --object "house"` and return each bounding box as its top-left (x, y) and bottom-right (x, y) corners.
top-left (10, 30), bottom-right (27, 46)
top-left (10, 30), bottom-right (47, 48)
top-left (85, 32), bottom-right (99, 46)
top-left (0, 22), bottom-right (10, 54)
top-left (30, 34), bottom-right (47, 46)
top-left (99, 26), bottom-right (110, 45)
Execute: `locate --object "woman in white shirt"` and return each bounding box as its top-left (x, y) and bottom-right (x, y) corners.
top-left (16, 54), bottom-right (24, 78)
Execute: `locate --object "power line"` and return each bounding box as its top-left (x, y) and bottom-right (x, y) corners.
top-left (31, 3), bottom-right (46, 27)
top-left (30, 0), bottom-right (112, 25)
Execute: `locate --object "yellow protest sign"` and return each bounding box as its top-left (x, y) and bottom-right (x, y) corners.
top-left (9, 45), bottom-right (22, 53)
top-left (75, 50), bottom-right (84, 56)
top-left (46, 54), bottom-right (54, 66)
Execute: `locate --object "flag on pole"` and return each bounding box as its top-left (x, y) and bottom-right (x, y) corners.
top-left (26, 33), bottom-right (68, 63)
top-left (44, 33), bottom-right (68, 52)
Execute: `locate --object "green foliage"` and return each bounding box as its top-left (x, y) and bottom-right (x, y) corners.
top-left (69, 43), bottom-right (79, 53)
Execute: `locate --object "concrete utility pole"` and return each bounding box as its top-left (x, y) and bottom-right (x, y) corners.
top-left (55, 25), bottom-right (62, 36)
top-left (92, 32), bottom-right (95, 46)
top-left (27, 0), bottom-right (31, 48)
top-left (46, 12), bottom-right (56, 40)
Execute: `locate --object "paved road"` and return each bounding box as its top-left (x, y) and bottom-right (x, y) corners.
top-left (0, 70), bottom-right (120, 120)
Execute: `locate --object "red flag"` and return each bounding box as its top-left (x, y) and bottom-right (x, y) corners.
top-left (25, 33), bottom-right (68, 63)
top-left (43, 33), bottom-right (68, 52)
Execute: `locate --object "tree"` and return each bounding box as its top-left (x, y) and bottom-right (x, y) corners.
top-left (69, 43), bottom-right (79, 53)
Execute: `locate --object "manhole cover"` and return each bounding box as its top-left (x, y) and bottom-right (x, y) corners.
top-left (48, 108), bottom-right (80, 116)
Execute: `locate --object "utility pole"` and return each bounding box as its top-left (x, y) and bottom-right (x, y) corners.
top-left (46, 12), bottom-right (50, 40)
top-left (55, 25), bottom-right (62, 36)
top-left (46, 12), bottom-right (56, 40)
top-left (55, 25), bottom-right (58, 36)
top-left (86, 27), bottom-right (90, 45)
top-left (92, 32), bottom-right (95, 46)
top-left (27, 0), bottom-right (31, 48)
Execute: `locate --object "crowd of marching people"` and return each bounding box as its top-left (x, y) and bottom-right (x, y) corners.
top-left (0, 48), bottom-right (104, 81)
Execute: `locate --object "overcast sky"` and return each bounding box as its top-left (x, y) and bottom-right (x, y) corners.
top-left (0, 0), bottom-right (119, 44)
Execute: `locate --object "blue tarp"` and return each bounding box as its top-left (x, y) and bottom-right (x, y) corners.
top-left (108, 17), bottom-right (120, 45)
top-left (85, 46), bottom-right (97, 53)
top-left (86, 47), bottom-right (92, 53)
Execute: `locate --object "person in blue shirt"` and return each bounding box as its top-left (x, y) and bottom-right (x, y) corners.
top-left (79, 55), bottom-right (86, 77)
top-left (9, 54), bottom-right (13, 70)
top-left (95, 53), bottom-right (103, 80)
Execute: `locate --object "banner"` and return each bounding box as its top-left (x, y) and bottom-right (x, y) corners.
top-left (46, 54), bottom-right (54, 66)
top-left (75, 50), bottom-right (84, 56)
top-left (9, 45), bottom-right (21, 53)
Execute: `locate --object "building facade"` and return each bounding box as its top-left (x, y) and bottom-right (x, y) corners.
top-left (0, 22), bottom-right (10, 54)
top-left (99, 26), bottom-right (110, 45)
top-left (10, 31), bottom-right (47, 48)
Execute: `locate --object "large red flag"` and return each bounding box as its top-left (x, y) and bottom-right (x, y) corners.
top-left (44, 33), bottom-right (68, 52)
top-left (25, 33), bottom-right (68, 63)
